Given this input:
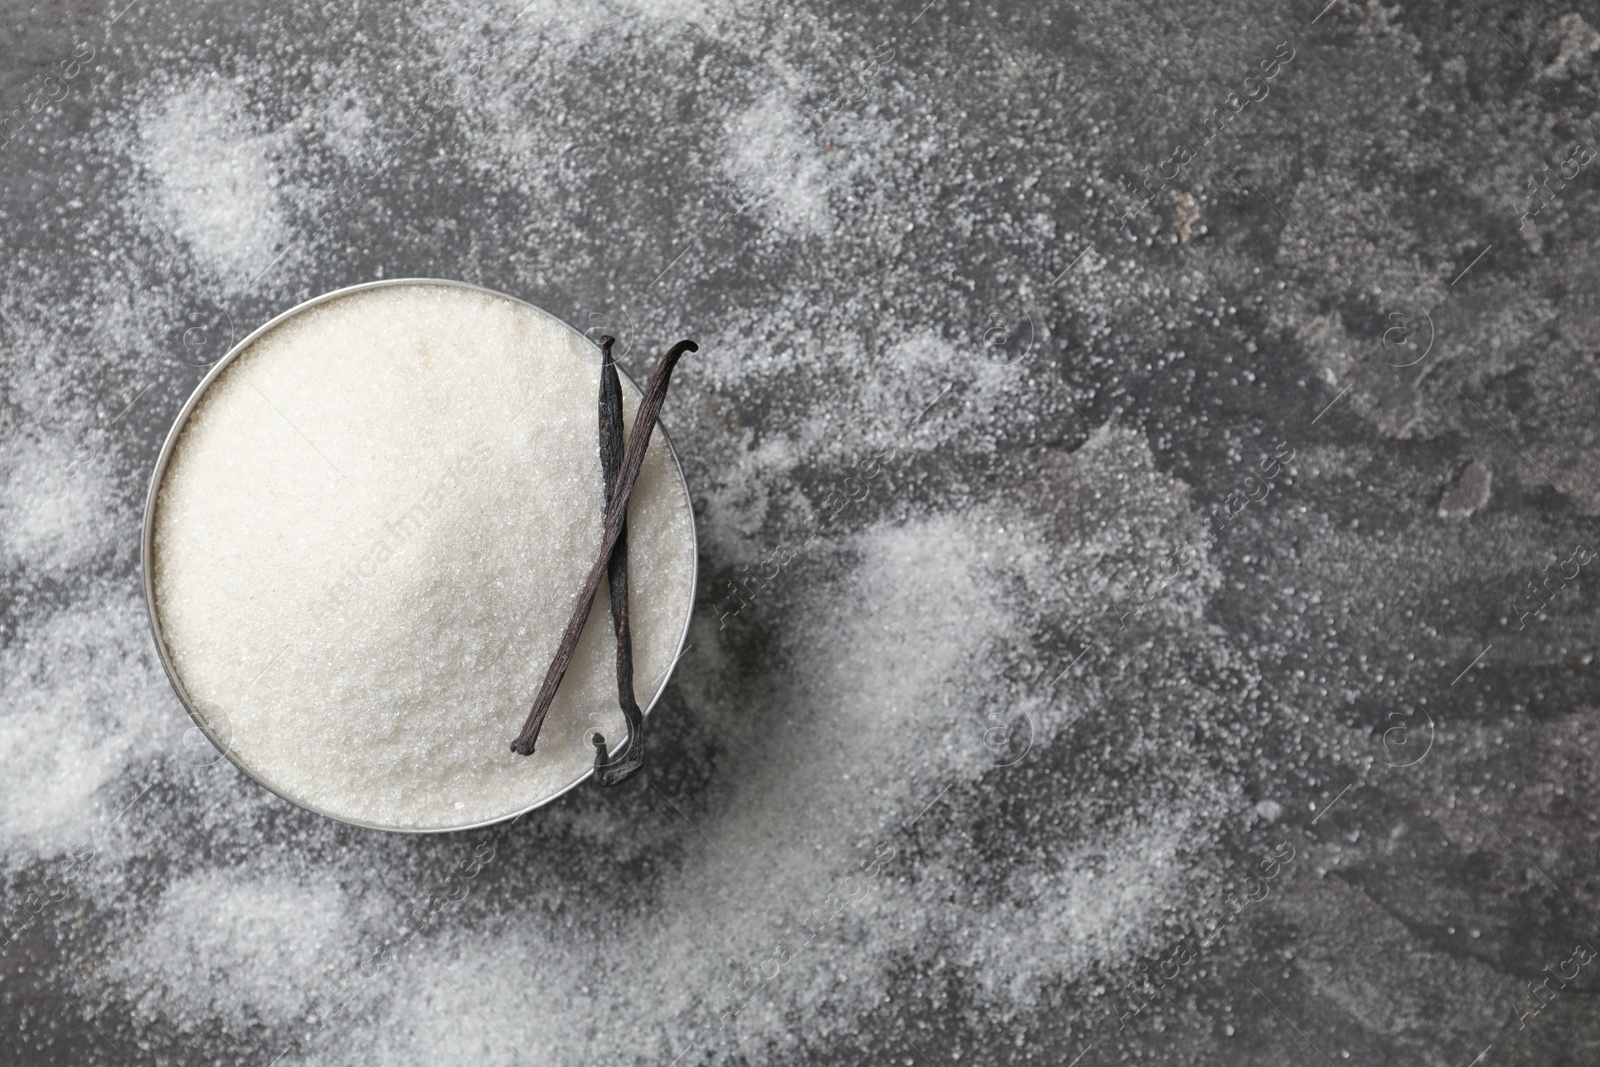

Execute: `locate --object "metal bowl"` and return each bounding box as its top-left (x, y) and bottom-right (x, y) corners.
top-left (140, 279), bottom-right (698, 833)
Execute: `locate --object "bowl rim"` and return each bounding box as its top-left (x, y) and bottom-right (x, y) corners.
top-left (139, 277), bottom-right (699, 834)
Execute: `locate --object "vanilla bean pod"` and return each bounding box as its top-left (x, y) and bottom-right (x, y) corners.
top-left (592, 336), bottom-right (645, 785)
top-left (511, 339), bottom-right (697, 756)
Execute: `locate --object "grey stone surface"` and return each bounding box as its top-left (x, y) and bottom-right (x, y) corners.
top-left (2, 0), bottom-right (1600, 1064)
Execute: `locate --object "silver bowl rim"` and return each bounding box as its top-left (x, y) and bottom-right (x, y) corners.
top-left (139, 277), bottom-right (699, 834)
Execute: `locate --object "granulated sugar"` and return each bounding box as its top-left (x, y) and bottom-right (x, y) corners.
top-left (110, 867), bottom-right (354, 1034)
top-left (0, 591), bottom-right (171, 855)
top-left (151, 284), bottom-right (695, 828)
top-left (0, 434), bottom-right (111, 573)
top-left (132, 78), bottom-right (292, 282)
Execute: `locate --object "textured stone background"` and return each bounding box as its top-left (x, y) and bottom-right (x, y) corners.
top-left (3, 0), bottom-right (1600, 1064)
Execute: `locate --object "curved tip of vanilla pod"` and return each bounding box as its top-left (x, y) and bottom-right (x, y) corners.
top-left (598, 335), bottom-right (615, 349)
top-left (670, 339), bottom-right (698, 355)
top-left (594, 748), bottom-right (645, 786)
